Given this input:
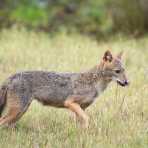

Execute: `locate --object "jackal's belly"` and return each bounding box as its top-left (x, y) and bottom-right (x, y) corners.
top-left (33, 86), bottom-right (73, 107)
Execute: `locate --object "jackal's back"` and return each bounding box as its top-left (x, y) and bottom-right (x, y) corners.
top-left (5, 71), bottom-right (75, 107)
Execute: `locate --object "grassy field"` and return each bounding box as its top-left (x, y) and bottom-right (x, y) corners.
top-left (0, 28), bottom-right (148, 148)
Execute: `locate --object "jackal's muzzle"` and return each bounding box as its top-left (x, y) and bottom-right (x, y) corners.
top-left (117, 79), bottom-right (129, 87)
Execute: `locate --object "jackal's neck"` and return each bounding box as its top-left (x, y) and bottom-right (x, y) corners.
top-left (76, 62), bottom-right (109, 85)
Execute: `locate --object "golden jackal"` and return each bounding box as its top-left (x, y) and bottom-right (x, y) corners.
top-left (0, 50), bottom-right (129, 128)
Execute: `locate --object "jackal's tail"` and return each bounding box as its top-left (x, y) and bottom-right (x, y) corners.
top-left (0, 85), bottom-right (7, 117)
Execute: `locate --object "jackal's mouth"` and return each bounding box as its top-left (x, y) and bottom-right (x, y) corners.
top-left (117, 80), bottom-right (129, 87)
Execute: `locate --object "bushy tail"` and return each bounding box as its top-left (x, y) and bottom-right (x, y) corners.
top-left (0, 85), bottom-right (7, 117)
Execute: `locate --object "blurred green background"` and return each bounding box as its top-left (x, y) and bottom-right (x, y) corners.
top-left (0, 0), bottom-right (148, 39)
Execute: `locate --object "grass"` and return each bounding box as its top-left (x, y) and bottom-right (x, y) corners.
top-left (0, 27), bottom-right (148, 148)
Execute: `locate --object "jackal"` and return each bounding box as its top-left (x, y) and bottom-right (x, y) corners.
top-left (0, 50), bottom-right (129, 128)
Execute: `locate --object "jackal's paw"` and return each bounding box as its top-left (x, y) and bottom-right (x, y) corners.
top-left (80, 116), bottom-right (89, 129)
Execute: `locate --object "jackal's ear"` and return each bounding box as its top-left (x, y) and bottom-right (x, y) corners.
top-left (117, 51), bottom-right (123, 59)
top-left (103, 50), bottom-right (113, 62)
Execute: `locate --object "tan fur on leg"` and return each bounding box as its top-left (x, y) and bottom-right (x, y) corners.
top-left (64, 100), bottom-right (89, 128)
top-left (0, 107), bottom-right (20, 126)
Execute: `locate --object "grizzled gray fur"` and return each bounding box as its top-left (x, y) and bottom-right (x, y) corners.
top-left (0, 50), bottom-right (129, 127)
top-left (1, 70), bottom-right (107, 110)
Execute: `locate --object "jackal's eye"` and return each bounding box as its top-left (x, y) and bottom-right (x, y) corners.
top-left (115, 70), bottom-right (121, 74)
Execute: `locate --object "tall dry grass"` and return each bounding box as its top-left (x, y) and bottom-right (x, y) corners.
top-left (0, 27), bottom-right (148, 148)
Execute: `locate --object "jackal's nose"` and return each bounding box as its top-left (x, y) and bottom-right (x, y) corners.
top-left (124, 80), bottom-right (129, 86)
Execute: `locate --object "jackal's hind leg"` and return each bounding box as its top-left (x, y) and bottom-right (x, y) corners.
top-left (0, 107), bottom-right (21, 126)
top-left (0, 91), bottom-right (31, 127)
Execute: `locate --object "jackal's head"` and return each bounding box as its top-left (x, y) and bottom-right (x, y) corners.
top-left (100, 50), bottom-right (129, 87)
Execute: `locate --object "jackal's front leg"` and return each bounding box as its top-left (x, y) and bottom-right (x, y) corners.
top-left (64, 99), bottom-right (89, 128)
